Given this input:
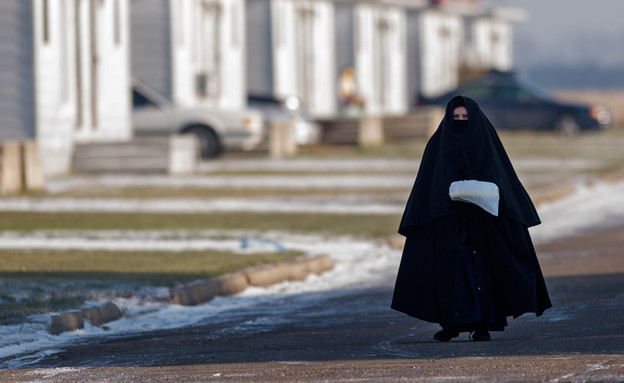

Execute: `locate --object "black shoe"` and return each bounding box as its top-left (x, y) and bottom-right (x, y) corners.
top-left (469, 330), bottom-right (491, 341)
top-left (433, 328), bottom-right (460, 342)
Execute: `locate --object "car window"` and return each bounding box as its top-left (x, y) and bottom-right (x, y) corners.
top-left (249, 100), bottom-right (281, 109)
top-left (248, 95), bottom-right (282, 106)
top-left (516, 74), bottom-right (551, 100)
top-left (132, 89), bottom-right (157, 109)
top-left (500, 87), bottom-right (539, 104)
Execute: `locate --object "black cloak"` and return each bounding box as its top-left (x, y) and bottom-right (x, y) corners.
top-left (391, 95), bottom-right (551, 328)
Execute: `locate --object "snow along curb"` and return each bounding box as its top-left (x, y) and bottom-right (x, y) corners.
top-left (46, 254), bottom-right (334, 334)
top-left (171, 254), bottom-right (335, 306)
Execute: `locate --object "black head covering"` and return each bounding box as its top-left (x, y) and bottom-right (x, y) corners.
top-left (398, 95), bottom-right (540, 235)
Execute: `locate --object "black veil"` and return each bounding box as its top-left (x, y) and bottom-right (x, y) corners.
top-left (399, 95), bottom-right (540, 235)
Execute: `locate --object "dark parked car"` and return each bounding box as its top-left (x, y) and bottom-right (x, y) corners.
top-left (417, 71), bottom-right (612, 136)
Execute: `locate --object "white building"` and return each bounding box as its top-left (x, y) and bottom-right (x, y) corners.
top-left (132, 0), bottom-right (247, 110)
top-left (247, 0), bottom-right (336, 118)
top-left (247, 0), bottom-right (523, 117)
top-left (249, 0), bottom-right (415, 118)
top-left (353, 2), bottom-right (409, 116)
top-left (464, 6), bottom-right (528, 73)
top-left (407, 0), bottom-right (526, 99)
top-left (0, 0), bottom-right (131, 177)
top-left (406, 0), bottom-right (474, 100)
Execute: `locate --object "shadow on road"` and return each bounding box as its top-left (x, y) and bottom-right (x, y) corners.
top-left (24, 271), bottom-right (624, 369)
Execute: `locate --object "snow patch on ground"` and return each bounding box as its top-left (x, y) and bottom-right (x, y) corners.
top-left (44, 174), bottom-right (414, 193)
top-left (530, 179), bottom-right (624, 244)
top-left (0, 196), bottom-right (405, 215)
top-left (0, 230), bottom-right (286, 253)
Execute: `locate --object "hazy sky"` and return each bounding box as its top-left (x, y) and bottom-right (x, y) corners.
top-left (483, 0), bottom-right (624, 70)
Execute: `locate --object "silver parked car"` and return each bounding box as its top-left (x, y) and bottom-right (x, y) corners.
top-left (132, 79), bottom-right (265, 158)
top-left (247, 94), bottom-right (321, 145)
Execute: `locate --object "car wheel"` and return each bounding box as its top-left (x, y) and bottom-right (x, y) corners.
top-left (555, 114), bottom-right (580, 137)
top-left (186, 126), bottom-right (221, 158)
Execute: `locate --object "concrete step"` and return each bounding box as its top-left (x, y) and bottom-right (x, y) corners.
top-left (317, 107), bottom-right (443, 145)
top-left (72, 135), bottom-right (197, 174)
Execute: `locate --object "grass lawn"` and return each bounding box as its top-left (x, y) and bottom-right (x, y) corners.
top-left (0, 249), bottom-right (302, 285)
top-left (0, 211), bottom-right (401, 238)
top-left (0, 293), bottom-right (88, 325)
top-left (295, 125), bottom-right (624, 162)
top-left (0, 248), bottom-right (302, 324)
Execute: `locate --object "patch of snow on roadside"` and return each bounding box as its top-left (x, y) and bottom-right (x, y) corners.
top-left (44, 174), bottom-right (414, 193)
top-left (530, 179), bottom-right (624, 245)
top-left (0, 196), bottom-right (404, 215)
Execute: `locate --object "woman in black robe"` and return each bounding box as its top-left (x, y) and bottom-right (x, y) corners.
top-left (391, 95), bottom-right (551, 342)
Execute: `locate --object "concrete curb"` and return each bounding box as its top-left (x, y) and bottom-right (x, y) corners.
top-left (81, 302), bottom-right (123, 327)
top-left (171, 254), bottom-right (335, 306)
top-left (245, 259), bottom-right (309, 287)
top-left (46, 254), bottom-right (335, 334)
top-left (171, 272), bottom-right (249, 306)
top-left (47, 302), bottom-right (123, 335)
top-left (47, 311), bottom-right (84, 335)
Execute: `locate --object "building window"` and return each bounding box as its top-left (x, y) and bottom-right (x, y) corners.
top-left (42, 0), bottom-right (50, 43)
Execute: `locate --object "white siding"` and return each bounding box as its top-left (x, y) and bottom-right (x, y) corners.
top-left (419, 9), bottom-right (463, 98)
top-left (33, 0), bottom-right (76, 176)
top-left (309, 1), bottom-right (335, 117)
top-left (471, 17), bottom-right (512, 71)
top-left (272, 0), bottom-right (298, 102)
top-left (75, 0), bottom-right (131, 142)
top-left (384, 7), bottom-right (407, 115)
top-left (172, 0), bottom-right (246, 110)
top-left (219, 0), bottom-right (246, 109)
top-left (355, 4), bottom-right (407, 116)
top-left (171, 0), bottom-right (195, 106)
top-left (33, 0), bottom-right (131, 175)
top-left (272, 0), bottom-right (335, 118)
top-left (355, 5), bottom-right (375, 115)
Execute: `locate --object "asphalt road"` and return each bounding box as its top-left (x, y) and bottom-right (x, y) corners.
top-left (2, 224), bottom-right (624, 382)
